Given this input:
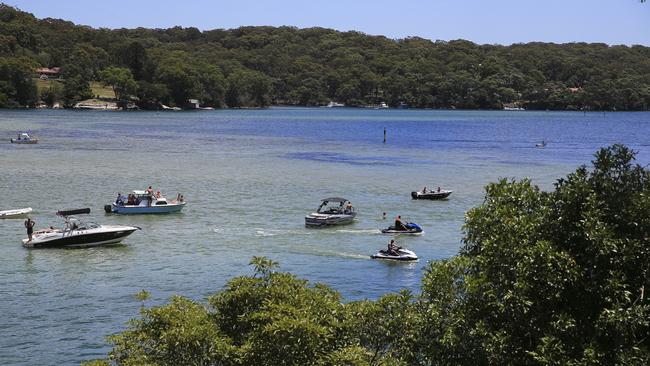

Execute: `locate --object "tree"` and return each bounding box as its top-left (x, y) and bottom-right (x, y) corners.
top-left (99, 66), bottom-right (137, 100)
top-left (0, 56), bottom-right (38, 107)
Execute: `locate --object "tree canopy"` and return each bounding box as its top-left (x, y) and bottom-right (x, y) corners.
top-left (0, 4), bottom-right (649, 109)
top-left (86, 145), bottom-right (650, 365)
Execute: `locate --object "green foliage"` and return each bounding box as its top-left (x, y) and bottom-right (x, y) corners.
top-left (99, 66), bottom-right (137, 100)
top-left (0, 56), bottom-right (38, 107)
top-left (1, 5), bottom-right (649, 109)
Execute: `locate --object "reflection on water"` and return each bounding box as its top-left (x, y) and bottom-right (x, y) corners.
top-left (1, 108), bottom-right (649, 365)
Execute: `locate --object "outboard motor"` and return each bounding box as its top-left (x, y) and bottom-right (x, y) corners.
top-left (104, 204), bottom-right (113, 213)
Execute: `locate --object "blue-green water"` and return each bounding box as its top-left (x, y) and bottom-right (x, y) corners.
top-left (1, 108), bottom-right (649, 365)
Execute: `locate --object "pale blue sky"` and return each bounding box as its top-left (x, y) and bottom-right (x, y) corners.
top-left (6, 0), bottom-right (650, 45)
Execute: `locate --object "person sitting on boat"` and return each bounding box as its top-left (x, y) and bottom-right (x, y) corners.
top-left (422, 187), bottom-right (428, 193)
top-left (115, 193), bottom-right (123, 205)
top-left (394, 215), bottom-right (408, 231)
top-left (387, 239), bottom-right (399, 255)
top-left (437, 187), bottom-right (441, 192)
top-left (155, 190), bottom-right (162, 199)
top-left (344, 202), bottom-right (353, 214)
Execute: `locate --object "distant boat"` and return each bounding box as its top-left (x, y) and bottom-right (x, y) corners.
top-left (503, 106), bottom-right (525, 111)
top-left (0, 207), bottom-right (32, 219)
top-left (11, 132), bottom-right (38, 144)
top-left (374, 102), bottom-right (389, 109)
top-left (325, 101), bottom-right (345, 108)
top-left (535, 140), bottom-right (547, 148)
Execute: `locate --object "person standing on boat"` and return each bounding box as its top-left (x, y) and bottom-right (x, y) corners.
top-left (24, 217), bottom-right (35, 242)
top-left (146, 186), bottom-right (153, 207)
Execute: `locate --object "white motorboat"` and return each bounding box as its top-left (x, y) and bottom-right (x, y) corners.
top-left (105, 190), bottom-right (186, 214)
top-left (325, 101), bottom-right (345, 108)
top-left (371, 247), bottom-right (418, 261)
top-left (374, 102), bottom-right (389, 109)
top-left (22, 208), bottom-right (139, 249)
top-left (305, 197), bottom-right (356, 227)
top-left (11, 132), bottom-right (38, 144)
top-left (0, 207), bottom-right (32, 219)
top-left (411, 188), bottom-right (453, 200)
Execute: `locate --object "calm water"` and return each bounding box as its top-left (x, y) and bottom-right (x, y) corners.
top-left (1, 108), bottom-right (649, 365)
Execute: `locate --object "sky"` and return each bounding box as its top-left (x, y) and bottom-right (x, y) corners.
top-left (6, 0), bottom-right (650, 46)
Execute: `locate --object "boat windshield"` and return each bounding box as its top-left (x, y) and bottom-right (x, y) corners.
top-left (317, 200), bottom-right (353, 214)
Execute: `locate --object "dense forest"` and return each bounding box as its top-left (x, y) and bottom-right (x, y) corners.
top-left (84, 145), bottom-right (650, 365)
top-left (1, 4), bottom-right (649, 110)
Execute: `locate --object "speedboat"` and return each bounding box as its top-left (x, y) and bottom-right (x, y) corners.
top-left (11, 132), bottom-right (38, 144)
top-left (381, 222), bottom-right (423, 235)
top-left (105, 190), bottom-right (186, 214)
top-left (325, 101), bottom-right (345, 108)
top-left (535, 140), bottom-right (547, 148)
top-left (22, 208), bottom-right (139, 249)
top-left (0, 207), bottom-right (32, 219)
top-left (305, 197), bottom-right (356, 227)
top-left (411, 189), bottom-right (453, 200)
top-left (374, 102), bottom-right (389, 109)
top-left (371, 247), bottom-right (418, 261)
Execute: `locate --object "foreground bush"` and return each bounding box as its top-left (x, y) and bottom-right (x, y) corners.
top-left (86, 145), bottom-right (650, 365)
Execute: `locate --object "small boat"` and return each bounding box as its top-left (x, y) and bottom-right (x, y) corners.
top-left (411, 189), bottom-right (453, 200)
top-left (325, 101), bottom-right (345, 108)
top-left (535, 140), bottom-right (547, 148)
top-left (22, 208), bottom-right (139, 248)
top-left (374, 102), bottom-right (389, 109)
top-left (105, 190), bottom-right (186, 214)
top-left (371, 247), bottom-right (418, 261)
top-left (11, 132), bottom-right (38, 144)
top-left (0, 207), bottom-right (32, 219)
top-left (305, 197), bottom-right (356, 227)
top-left (381, 222), bottom-right (423, 235)
top-left (503, 106), bottom-right (525, 111)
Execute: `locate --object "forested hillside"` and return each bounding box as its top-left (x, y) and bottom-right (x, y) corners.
top-left (1, 4), bottom-right (649, 110)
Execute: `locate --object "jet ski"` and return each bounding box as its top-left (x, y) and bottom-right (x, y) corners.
top-left (381, 222), bottom-right (423, 235)
top-left (371, 247), bottom-right (418, 261)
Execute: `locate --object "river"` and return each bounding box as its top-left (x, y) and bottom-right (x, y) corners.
top-left (1, 108), bottom-right (649, 365)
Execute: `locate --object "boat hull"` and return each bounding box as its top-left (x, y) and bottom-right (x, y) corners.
top-left (109, 202), bottom-right (186, 214)
top-left (411, 191), bottom-right (452, 200)
top-left (371, 249), bottom-right (418, 261)
top-left (0, 207), bottom-right (32, 219)
top-left (305, 212), bottom-right (356, 227)
top-left (22, 227), bottom-right (138, 248)
top-left (10, 139), bottom-right (38, 144)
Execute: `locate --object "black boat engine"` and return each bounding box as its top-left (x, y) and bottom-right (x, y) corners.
top-left (104, 204), bottom-right (113, 213)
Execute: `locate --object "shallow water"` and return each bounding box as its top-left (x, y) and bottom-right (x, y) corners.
top-left (1, 108), bottom-right (649, 365)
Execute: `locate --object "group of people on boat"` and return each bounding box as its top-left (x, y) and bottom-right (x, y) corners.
top-left (421, 186), bottom-right (442, 194)
top-left (114, 186), bottom-right (185, 207)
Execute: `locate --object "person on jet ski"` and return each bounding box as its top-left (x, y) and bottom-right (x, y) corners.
top-left (394, 215), bottom-right (409, 231)
top-left (387, 239), bottom-right (400, 255)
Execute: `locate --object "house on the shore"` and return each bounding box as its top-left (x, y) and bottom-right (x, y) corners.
top-left (36, 67), bottom-right (61, 79)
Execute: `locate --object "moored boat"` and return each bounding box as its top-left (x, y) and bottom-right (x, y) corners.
top-left (10, 132), bottom-right (38, 144)
top-left (305, 197), bottom-right (356, 227)
top-left (105, 190), bottom-right (186, 214)
top-left (22, 208), bottom-right (139, 248)
top-left (0, 207), bottom-right (32, 219)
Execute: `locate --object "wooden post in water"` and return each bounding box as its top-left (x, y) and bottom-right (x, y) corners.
top-left (383, 128), bottom-right (386, 143)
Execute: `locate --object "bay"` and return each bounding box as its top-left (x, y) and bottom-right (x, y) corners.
top-left (1, 108), bottom-right (649, 365)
